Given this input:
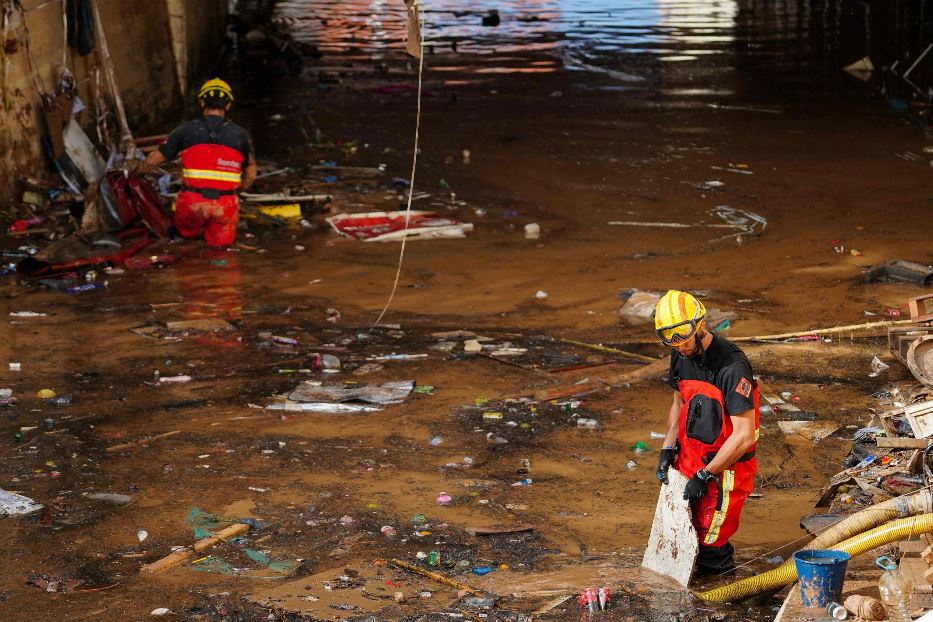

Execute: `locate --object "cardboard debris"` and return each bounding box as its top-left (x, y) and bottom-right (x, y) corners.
top-left (0, 489), bottom-right (43, 516)
top-left (288, 380), bottom-right (415, 405)
top-left (777, 420), bottom-right (840, 442)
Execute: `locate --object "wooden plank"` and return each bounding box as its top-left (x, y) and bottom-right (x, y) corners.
top-left (642, 470), bottom-right (698, 587)
top-left (877, 437), bottom-right (931, 449)
top-left (909, 293), bottom-right (933, 323)
top-left (465, 524), bottom-right (534, 536)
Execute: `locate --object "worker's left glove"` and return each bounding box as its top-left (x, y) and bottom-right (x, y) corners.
top-left (683, 468), bottom-right (717, 503)
top-left (656, 446), bottom-right (677, 485)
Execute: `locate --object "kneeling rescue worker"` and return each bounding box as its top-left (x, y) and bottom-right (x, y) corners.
top-left (145, 78), bottom-right (256, 247)
top-left (653, 290), bottom-right (759, 577)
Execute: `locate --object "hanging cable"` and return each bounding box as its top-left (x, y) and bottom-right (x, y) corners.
top-left (371, 0), bottom-right (424, 328)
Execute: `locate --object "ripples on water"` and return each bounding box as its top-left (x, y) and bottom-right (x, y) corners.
top-left (262, 0), bottom-right (932, 101)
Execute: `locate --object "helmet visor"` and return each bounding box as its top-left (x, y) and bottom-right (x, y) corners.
top-left (657, 318), bottom-right (699, 346)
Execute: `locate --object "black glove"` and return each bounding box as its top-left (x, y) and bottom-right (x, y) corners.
top-left (683, 468), bottom-right (717, 502)
top-left (656, 447), bottom-right (677, 485)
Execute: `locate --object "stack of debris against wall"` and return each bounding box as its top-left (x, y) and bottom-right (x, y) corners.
top-left (0, 0), bottom-right (228, 207)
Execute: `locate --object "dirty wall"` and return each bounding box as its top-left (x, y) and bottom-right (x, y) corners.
top-left (0, 0), bottom-right (228, 208)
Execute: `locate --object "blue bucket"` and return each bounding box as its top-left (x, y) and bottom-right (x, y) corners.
top-left (792, 550), bottom-right (850, 608)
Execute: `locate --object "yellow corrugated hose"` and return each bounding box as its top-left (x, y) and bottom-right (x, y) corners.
top-left (696, 512), bottom-right (933, 603)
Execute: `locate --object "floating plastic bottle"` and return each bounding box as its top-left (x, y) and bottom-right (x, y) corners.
top-left (876, 556), bottom-right (911, 622)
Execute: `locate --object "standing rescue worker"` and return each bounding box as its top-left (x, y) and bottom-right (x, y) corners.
top-left (653, 290), bottom-right (759, 577)
top-left (144, 78), bottom-right (256, 247)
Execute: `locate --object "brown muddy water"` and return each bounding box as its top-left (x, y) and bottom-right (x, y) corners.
top-left (2, 1), bottom-right (933, 620)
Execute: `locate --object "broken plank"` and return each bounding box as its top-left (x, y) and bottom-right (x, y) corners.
top-left (465, 524), bottom-right (534, 536)
top-left (140, 523), bottom-right (249, 574)
top-left (531, 356), bottom-right (669, 401)
top-left (106, 430), bottom-right (182, 453)
top-left (876, 437), bottom-right (931, 449)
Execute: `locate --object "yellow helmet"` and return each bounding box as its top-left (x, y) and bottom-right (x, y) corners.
top-left (197, 78), bottom-right (234, 103)
top-left (654, 290), bottom-right (706, 346)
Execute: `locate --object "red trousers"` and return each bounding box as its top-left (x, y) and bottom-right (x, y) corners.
top-left (175, 191), bottom-right (239, 247)
top-left (687, 459), bottom-right (756, 548)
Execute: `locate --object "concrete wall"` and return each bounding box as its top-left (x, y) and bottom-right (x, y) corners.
top-left (0, 0), bottom-right (228, 207)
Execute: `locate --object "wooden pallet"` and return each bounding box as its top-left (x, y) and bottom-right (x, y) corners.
top-left (909, 293), bottom-right (933, 323)
top-left (899, 535), bottom-right (933, 609)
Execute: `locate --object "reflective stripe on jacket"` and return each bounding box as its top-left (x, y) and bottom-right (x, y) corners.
top-left (180, 143), bottom-right (244, 191)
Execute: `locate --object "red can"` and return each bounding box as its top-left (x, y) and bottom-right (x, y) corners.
top-left (578, 588), bottom-right (597, 612)
top-left (597, 587), bottom-right (611, 610)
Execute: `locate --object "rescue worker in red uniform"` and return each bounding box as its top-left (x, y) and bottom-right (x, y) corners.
top-left (653, 290), bottom-right (759, 577)
top-left (144, 78), bottom-right (256, 247)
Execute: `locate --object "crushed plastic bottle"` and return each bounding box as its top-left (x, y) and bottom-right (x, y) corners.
top-left (876, 556), bottom-right (911, 622)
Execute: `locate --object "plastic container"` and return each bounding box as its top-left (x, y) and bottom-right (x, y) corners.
top-left (524, 223), bottom-right (540, 240)
top-left (792, 550), bottom-right (850, 607)
top-left (876, 556), bottom-right (912, 622)
top-left (826, 601), bottom-right (847, 620)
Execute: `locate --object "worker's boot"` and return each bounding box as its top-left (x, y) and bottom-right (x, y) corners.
top-left (694, 542), bottom-right (736, 577)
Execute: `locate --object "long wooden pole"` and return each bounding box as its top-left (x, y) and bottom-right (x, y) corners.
top-left (731, 319), bottom-right (915, 343)
top-left (140, 523), bottom-right (249, 574)
top-left (390, 559), bottom-right (485, 596)
top-left (89, 0), bottom-right (134, 156)
top-left (560, 339), bottom-right (658, 363)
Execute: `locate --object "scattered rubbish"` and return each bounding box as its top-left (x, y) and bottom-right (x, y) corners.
top-left (9, 363), bottom-right (21, 372)
top-left (86, 493), bottom-right (132, 504)
top-left (0, 489), bottom-right (43, 516)
top-left (481, 9), bottom-right (500, 26)
top-left (138, 529), bottom-right (149, 542)
top-left (472, 566), bottom-right (495, 575)
top-left (436, 492), bottom-right (452, 504)
top-left (535, 290), bottom-right (548, 300)
top-left (9, 311), bottom-right (47, 317)
top-left (608, 206), bottom-right (766, 242)
top-left (626, 460), bottom-right (637, 470)
top-left (524, 223), bottom-right (540, 240)
top-left (843, 595), bottom-right (886, 620)
top-left (464, 339), bottom-right (483, 353)
top-left (36, 388), bottom-right (57, 399)
top-left (288, 380), bottom-right (414, 405)
top-left (778, 421), bottom-right (840, 442)
top-left (617, 289), bottom-right (662, 323)
top-left (327, 211), bottom-right (474, 241)
top-left (843, 56), bottom-right (875, 80)
top-left (352, 363), bottom-right (384, 376)
top-left (577, 418), bottom-right (599, 429)
top-left (158, 375), bottom-right (192, 384)
top-left (578, 587), bottom-right (611, 612)
top-left (864, 260), bottom-right (933, 286)
top-left (380, 525), bottom-right (397, 538)
top-left (650, 431), bottom-right (666, 439)
top-left (151, 608), bottom-right (171, 616)
top-left (869, 356), bottom-right (890, 377)
top-left (266, 402), bottom-right (381, 414)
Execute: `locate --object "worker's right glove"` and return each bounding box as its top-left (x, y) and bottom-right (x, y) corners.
top-left (656, 446), bottom-right (677, 485)
top-left (684, 468), bottom-right (717, 503)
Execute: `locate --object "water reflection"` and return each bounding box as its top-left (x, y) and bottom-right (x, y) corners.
top-left (264, 0), bottom-right (933, 100)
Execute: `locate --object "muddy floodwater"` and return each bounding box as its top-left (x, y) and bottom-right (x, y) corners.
top-left (1, 1), bottom-right (932, 620)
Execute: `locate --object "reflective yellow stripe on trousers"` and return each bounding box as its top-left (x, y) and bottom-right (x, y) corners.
top-left (182, 169), bottom-right (242, 183)
top-left (704, 469), bottom-right (734, 545)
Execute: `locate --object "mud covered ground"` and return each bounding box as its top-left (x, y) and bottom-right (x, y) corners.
top-left (1, 1), bottom-right (932, 621)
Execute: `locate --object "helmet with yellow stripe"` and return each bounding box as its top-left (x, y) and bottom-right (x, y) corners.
top-left (654, 290), bottom-right (706, 346)
top-left (197, 78), bottom-right (234, 105)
